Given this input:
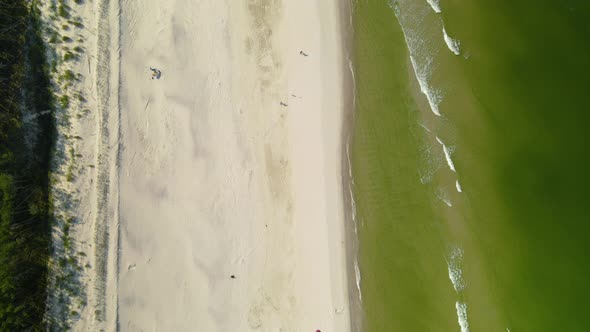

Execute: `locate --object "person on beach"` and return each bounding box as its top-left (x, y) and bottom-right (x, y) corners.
top-left (299, 50), bottom-right (308, 56)
top-left (150, 67), bottom-right (161, 80)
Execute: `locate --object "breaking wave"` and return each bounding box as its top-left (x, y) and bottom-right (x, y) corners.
top-left (435, 188), bottom-right (453, 207)
top-left (410, 55), bottom-right (443, 116)
top-left (345, 58), bottom-right (363, 313)
top-left (447, 246), bottom-right (465, 292)
top-left (390, 0), bottom-right (444, 117)
top-left (426, 0), bottom-right (442, 13)
top-left (456, 180), bottom-right (463, 193)
top-left (443, 26), bottom-right (461, 55)
top-left (354, 260), bottom-right (362, 302)
top-left (456, 301), bottom-right (470, 332)
top-left (436, 136), bottom-right (457, 172)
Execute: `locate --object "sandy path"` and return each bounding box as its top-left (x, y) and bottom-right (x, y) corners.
top-left (112, 0), bottom-right (350, 331)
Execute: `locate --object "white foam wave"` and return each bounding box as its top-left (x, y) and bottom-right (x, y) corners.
top-left (410, 55), bottom-right (442, 116)
top-left (455, 180), bottom-right (463, 193)
top-left (447, 247), bottom-right (465, 292)
top-left (354, 260), bottom-right (362, 302)
top-left (345, 142), bottom-right (358, 224)
top-left (419, 123), bottom-right (432, 133)
top-left (419, 171), bottom-right (431, 184)
top-left (426, 0), bottom-right (442, 13)
top-left (443, 27), bottom-right (461, 55)
top-left (346, 142), bottom-right (354, 183)
top-left (436, 136), bottom-right (456, 172)
top-left (455, 301), bottom-right (470, 332)
top-left (348, 59), bottom-right (356, 112)
top-left (391, 0), bottom-right (445, 117)
top-left (345, 138), bottom-right (363, 309)
top-left (435, 189), bottom-right (453, 207)
top-left (442, 145), bottom-right (456, 172)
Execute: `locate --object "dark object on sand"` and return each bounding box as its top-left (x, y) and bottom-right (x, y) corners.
top-left (230, 275), bottom-right (236, 279)
top-left (280, 102), bottom-right (288, 107)
top-left (299, 50), bottom-right (309, 56)
top-left (150, 67), bottom-right (161, 80)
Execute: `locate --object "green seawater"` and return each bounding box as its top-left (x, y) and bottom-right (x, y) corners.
top-left (352, 0), bottom-right (590, 331)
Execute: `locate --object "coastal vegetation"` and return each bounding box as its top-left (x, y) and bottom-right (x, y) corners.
top-left (0, 0), bottom-right (54, 330)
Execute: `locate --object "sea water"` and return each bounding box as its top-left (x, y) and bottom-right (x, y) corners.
top-left (353, 0), bottom-right (590, 331)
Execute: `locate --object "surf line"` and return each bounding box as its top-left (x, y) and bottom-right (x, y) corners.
top-left (426, 0), bottom-right (442, 13)
top-left (443, 26), bottom-right (461, 56)
top-left (435, 136), bottom-right (456, 172)
top-left (409, 55), bottom-right (443, 117)
top-left (447, 247), bottom-right (470, 332)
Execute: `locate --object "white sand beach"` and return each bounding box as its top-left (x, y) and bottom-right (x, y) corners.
top-left (46, 0), bottom-right (352, 331)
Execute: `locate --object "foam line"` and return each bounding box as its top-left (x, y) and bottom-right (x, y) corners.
top-left (447, 247), bottom-right (465, 292)
top-left (456, 301), bottom-right (470, 332)
top-left (436, 136), bottom-right (457, 172)
top-left (410, 56), bottom-right (442, 116)
top-left (426, 0), bottom-right (442, 13)
top-left (443, 27), bottom-right (461, 55)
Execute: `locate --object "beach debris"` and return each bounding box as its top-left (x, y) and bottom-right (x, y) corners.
top-left (150, 67), bottom-right (161, 80)
top-left (299, 50), bottom-right (309, 56)
top-left (230, 275), bottom-right (236, 279)
top-left (280, 101), bottom-right (288, 107)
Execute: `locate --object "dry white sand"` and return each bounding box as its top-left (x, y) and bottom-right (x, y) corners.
top-left (47, 0), bottom-right (351, 331)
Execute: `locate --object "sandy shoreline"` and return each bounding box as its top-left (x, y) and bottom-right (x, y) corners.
top-left (338, 1), bottom-right (364, 331)
top-left (45, 0), bottom-right (356, 330)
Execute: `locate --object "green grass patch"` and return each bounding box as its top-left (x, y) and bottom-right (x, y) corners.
top-left (59, 95), bottom-right (69, 109)
top-left (58, 5), bottom-right (70, 19)
top-left (63, 51), bottom-right (76, 61)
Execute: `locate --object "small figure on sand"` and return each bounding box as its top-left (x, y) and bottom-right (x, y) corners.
top-left (299, 50), bottom-right (309, 56)
top-left (150, 67), bottom-right (162, 80)
top-left (280, 101), bottom-right (288, 107)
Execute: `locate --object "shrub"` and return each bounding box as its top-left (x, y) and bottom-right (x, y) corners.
top-left (58, 5), bottom-right (70, 19)
top-left (64, 51), bottom-right (75, 61)
top-left (62, 69), bottom-right (76, 81)
top-left (59, 95), bottom-right (69, 109)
